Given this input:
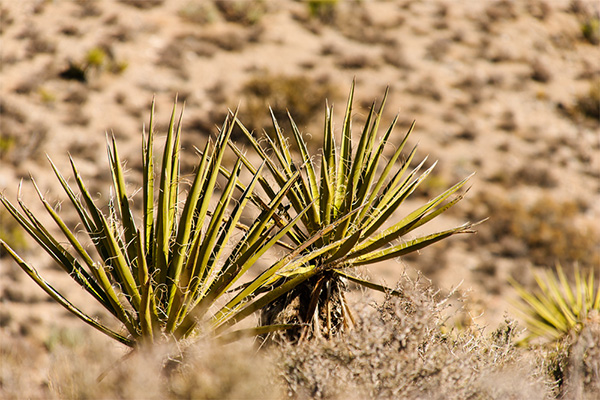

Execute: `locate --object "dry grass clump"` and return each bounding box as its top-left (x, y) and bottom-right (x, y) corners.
top-left (488, 163), bottom-right (558, 189)
top-left (0, 6), bottom-right (14, 34)
top-left (527, 0), bottom-right (553, 20)
top-left (41, 329), bottom-right (280, 400)
top-left (467, 193), bottom-right (599, 271)
top-left (580, 16), bottom-right (600, 45)
top-left (575, 79), bottom-right (600, 121)
top-left (562, 318), bottom-right (600, 399)
top-left (240, 73), bottom-right (337, 134)
top-left (178, 2), bottom-right (219, 25)
top-left (214, 0), bottom-right (267, 26)
top-left (531, 317), bottom-right (600, 400)
top-left (484, 0), bottom-right (518, 23)
top-left (119, 0), bottom-right (164, 10)
top-left (381, 40), bottom-right (412, 70)
top-left (278, 275), bottom-right (551, 399)
top-left (58, 46), bottom-right (127, 83)
top-left (0, 98), bottom-right (48, 166)
top-left (426, 37), bottom-right (452, 61)
top-left (0, 331), bottom-right (49, 399)
top-left (530, 58), bottom-right (553, 83)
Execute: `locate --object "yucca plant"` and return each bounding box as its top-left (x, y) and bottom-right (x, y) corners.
top-left (510, 264), bottom-right (600, 344)
top-left (226, 83), bottom-right (477, 341)
top-left (0, 100), bottom-right (348, 347)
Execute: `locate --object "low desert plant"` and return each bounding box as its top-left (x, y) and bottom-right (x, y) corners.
top-left (575, 79), bottom-right (600, 121)
top-left (228, 83), bottom-right (476, 341)
top-left (214, 0), bottom-right (266, 26)
top-left (240, 73), bottom-right (336, 137)
top-left (510, 264), bottom-right (600, 344)
top-left (59, 47), bottom-right (127, 83)
top-left (307, 0), bottom-right (338, 23)
top-left (0, 100), bottom-right (338, 347)
top-left (467, 193), bottom-right (599, 270)
top-left (581, 17), bottom-right (600, 45)
top-left (280, 274), bottom-right (550, 399)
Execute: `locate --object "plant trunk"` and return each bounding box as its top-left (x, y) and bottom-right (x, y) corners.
top-left (260, 271), bottom-right (351, 344)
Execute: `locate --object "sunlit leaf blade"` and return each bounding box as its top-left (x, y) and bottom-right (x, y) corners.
top-left (335, 80), bottom-right (354, 211)
top-left (353, 174), bottom-right (473, 258)
top-left (1, 193), bottom-right (123, 321)
top-left (167, 139), bottom-right (212, 304)
top-left (135, 230), bottom-right (155, 341)
top-left (156, 101), bottom-right (181, 285)
top-left (333, 269), bottom-right (403, 296)
top-left (288, 111), bottom-right (319, 206)
top-left (68, 157), bottom-right (142, 310)
top-left (142, 98), bottom-right (155, 263)
top-left (107, 133), bottom-right (138, 271)
top-left (351, 224), bottom-right (473, 265)
top-left (27, 180), bottom-right (121, 312)
top-left (0, 240), bottom-right (135, 347)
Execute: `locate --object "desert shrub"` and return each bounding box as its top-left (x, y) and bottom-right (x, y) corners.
top-left (119, 0), bottom-right (164, 9)
top-left (408, 75), bottom-right (443, 101)
top-left (24, 29), bottom-right (56, 58)
top-left (497, 109), bottom-right (518, 131)
top-left (467, 193), bottom-right (599, 270)
top-left (488, 163), bottom-right (558, 188)
top-left (279, 275), bottom-right (551, 399)
top-left (240, 73), bottom-right (337, 134)
top-left (214, 0), bottom-right (266, 26)
top-left (562, 318), bottom-right (600, 399)
top-left (381, 42), bottom-right (412, 70)
top-left (0, 98), bottom-right (48, 166)
top-left (0, 6), bottom-right (13, 35)
top-left (0, 331), bottom-right (49, 399)
top-left (426, 38), bottom-right (451, 61)
top-left (527, 1), bottom-right (552, 20)
top-left (43, 328), bottom-right (279, 400)
top-left (484, 0), bottom-right (517, 22)
top-left (307, 0), bottom-right (338, 24)
top-left (336, 53), bottom-right (372, 69)
top-left (178, 2), bottom-right (219, 25)
top-left (575, 79), bottom-right (600, 121)
top-left (581, 17), bottom-right (600, 45)
top-left (59, 46), bottom-right (127, 83)
top-left (530, 58), bottom-right (553, 83)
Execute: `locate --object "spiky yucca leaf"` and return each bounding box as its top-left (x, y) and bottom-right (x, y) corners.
top-left (227, 83), bottom-right (476, 340)
top-left (0, 100), bottom-right (336, 347)
top-left (510, 264), bottom-right (600, 344)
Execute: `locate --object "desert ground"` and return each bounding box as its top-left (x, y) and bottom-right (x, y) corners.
top-left (1, 1), bottom-right (599, 398)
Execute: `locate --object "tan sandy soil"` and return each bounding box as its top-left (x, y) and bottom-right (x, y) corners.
top-left (1, 0), bottom-right (599, 394)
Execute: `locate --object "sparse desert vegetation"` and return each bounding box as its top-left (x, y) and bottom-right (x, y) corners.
top-left (1, 1), bottom-right (599, 399)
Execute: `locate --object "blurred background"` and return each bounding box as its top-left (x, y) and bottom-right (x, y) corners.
top-left (1, 0), bottom-right (599, 380)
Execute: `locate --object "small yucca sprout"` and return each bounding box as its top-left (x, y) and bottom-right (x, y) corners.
top-left (227, 82), bottom-right (478, 341)
top-left (0, 100), bottom-right (336, 347)
top-left (510, 264), bottom-right (600, 344)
